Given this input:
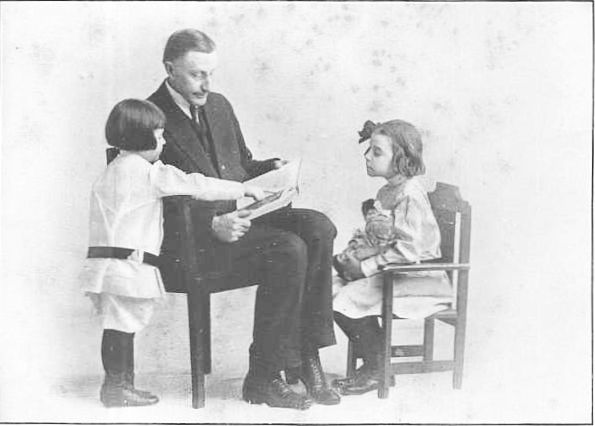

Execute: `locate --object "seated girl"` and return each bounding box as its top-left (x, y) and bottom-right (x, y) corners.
top-left (332, 119), bottom-right (452, 396)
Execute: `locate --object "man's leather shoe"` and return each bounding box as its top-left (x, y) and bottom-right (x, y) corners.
top-left (297, 355), bottom-right (341, 405)
top-left (242, 373), bottom-right (312, 410)
top-left (100, 372), bottom-right (159, 407)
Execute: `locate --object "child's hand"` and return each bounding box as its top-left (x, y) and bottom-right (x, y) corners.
top-left (338, 252), bottom-right (365, 281)
top-left (243, 185), bottom-right (266, 201)
top-left (353, 246), bottom-right (381, 260)
top-left (333, 254), bottom-right (348, 280)
top-left (273, 159), bottom-right (289, 169)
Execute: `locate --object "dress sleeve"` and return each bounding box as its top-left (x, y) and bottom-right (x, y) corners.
top-left (149, 161), bottom-right (245, 200)
top-left (360, 194), bottom-right (426, 277)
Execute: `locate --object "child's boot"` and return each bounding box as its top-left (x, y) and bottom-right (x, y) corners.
top-left (124, 333), bottom-right (159, 400)
top-left (331, 312), bottom-right (395, 395)
top-left (100, 329), bottom-right (159, 407)
top-left (338, 352), bottom-right (395, 396)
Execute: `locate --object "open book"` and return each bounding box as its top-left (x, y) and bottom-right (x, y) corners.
top-left (236, 159), bottom-right (302, 219)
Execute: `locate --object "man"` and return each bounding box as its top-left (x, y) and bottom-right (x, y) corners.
top-left (148, 29), bottom-right (340, 410)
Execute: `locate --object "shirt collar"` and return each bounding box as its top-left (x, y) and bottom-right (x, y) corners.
top-left (386, 174), bottom-right (409, 188)
top-left (165, 79), bottom-right (192, 119)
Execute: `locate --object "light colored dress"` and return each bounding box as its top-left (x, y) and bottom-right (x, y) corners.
top-left (80, 152), bottom-right (246, 332)
top-left (333, 177), bottom-right (453, 319)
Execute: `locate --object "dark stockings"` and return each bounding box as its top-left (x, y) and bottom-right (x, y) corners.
top-left (333, 311), bottom-right (384, 371)
top-left (101, 329), bottom-right (134, 376)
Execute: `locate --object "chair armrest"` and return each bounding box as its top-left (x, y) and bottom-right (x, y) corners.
top-left (379, 262), bottom-right (470, 273)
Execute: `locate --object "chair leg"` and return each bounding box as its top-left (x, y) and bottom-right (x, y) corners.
top-left (378, 273), bottom-right (394, 399)
top-left (203, 295), bottom-right (212, 375)
top-left (423, 318), bottom-right (435, 361)
top-left (346, 340), bottom-right (357, 377)
top-left (187, 293), bottom-right (208, 408)
top-left (452, 318), bottom-right (466, 389)
top-left (190, 368), bottom-right (206, 409)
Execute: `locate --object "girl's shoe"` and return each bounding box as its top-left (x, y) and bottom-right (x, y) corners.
top-left (332, 365), bottom-right (395, 396)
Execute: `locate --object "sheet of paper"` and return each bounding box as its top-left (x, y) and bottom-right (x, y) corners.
top-left (236, 158), bottom-right (302, 210)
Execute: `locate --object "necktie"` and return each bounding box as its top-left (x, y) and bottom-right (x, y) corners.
top-left (189, 105), bottom-right (209, 150)
top-left (190, 105), bottom-right (201, 125)
top-left (189, 105), bottom-right (218, 173)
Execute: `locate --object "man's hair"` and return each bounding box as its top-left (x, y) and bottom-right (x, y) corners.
top-left (105, 99), bottom-right (166, 151)
top-left (163, 29), bottom-right (216, 63)
top-left (373, 119), bottom-right (426, 177)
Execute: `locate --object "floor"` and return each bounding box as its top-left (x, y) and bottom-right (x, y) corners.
top-left (1, 292), bottom-right (588, 424)
top-left (1, 316), bottom-right (484, 424)
top-left (10, 369), bottom-right (479, 424)
top-left (2, 341), bottom-right (589, 424)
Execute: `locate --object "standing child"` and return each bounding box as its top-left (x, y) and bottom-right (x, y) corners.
top-left (80, 99), bottom-right (264, 407)
top-left (332, 119), bottom-right (452, 396)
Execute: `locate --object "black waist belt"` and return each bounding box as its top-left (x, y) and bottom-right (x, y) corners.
top-left (87, 246), bottom-right (160, 268)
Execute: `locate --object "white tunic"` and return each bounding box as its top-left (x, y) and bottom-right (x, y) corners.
top-left (333, 178), bottom-right (453, 319)
top-left (80, 152), bottom-right (246, 300)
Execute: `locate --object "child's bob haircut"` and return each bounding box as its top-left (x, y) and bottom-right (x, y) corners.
top-left (373, 119), bottom-right (426, 178)
top-left (105, 99), bottom-right (166, 151)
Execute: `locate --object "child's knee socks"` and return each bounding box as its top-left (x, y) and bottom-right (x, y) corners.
top-left (101, 329), bottom-right (134, 375)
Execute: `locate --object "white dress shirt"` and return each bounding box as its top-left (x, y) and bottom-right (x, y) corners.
top-left (165, 79), bottom-right (193, 120)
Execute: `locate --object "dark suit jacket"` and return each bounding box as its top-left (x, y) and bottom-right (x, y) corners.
top-left (148, 82), bottom-right (278, 265)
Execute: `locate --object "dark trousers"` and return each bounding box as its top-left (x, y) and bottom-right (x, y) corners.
top-left (199, 207), bottom-right (337, 373)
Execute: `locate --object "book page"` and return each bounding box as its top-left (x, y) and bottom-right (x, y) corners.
top-left (236, 159), bottom-right (302, 211)
top-left (239, 186), bottom-right (298, 219)
top-left (243, 158), bottom-right (301, 191)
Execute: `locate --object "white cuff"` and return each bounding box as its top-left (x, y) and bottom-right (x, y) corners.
top-left (361, 257), bottom-right (381, 277)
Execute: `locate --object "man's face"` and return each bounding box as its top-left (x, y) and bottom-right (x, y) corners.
top-left (165, 50), bottom-right (218, 106)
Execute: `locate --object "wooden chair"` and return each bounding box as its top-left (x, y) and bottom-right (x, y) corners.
top-left (106, 148), bottom-right (215, 409)
top-left (345, 182), bottom-right (472, 398)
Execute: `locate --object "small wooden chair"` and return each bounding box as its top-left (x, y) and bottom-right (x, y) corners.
top-left (345, 182), bottom-right (472, 398)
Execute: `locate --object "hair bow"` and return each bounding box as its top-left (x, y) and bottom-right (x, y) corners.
top-left (358, 120), bottom-right (379, 143)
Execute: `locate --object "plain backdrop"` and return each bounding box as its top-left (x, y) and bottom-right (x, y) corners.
top-left (0, 1), bottom-right (592, 423)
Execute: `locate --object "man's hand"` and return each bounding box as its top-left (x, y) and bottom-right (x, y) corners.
top-left (272, 159), bottom-right (289, 169)
top-left (340, 252), bottom-right (365, 281)
top-left (243, 185), bottom-right (266, 201)
top-left (211, 210), bottom-right (252, 243)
